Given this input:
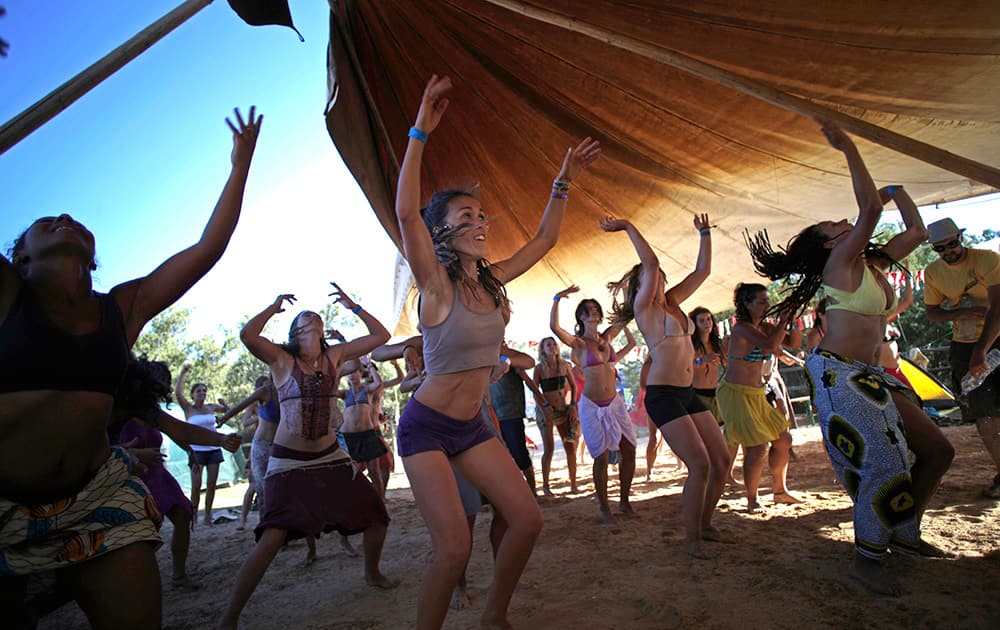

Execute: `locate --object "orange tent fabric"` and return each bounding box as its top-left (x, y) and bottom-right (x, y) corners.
top-left (325, 1), bottom-right (1000, 336)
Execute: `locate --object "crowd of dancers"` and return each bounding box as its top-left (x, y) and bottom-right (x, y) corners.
top-left (3, 76), bottom-right (998, 629)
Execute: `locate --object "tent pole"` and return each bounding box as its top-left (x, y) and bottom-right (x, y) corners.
top-left (329, 1), bottom-right (401, 176)
top-left (478, 0), bottom-right (1000, 188)
top-left (0, 0), bottom-right (214, 156)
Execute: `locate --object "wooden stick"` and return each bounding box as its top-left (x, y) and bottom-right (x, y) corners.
top-left (478, 0), bottom-right (1000, 188)
top-left (0, 0), bottom-right (215, 156)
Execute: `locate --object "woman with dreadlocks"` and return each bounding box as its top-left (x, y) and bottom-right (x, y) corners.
top-left (395, 74), bottom-right (600, 629)
top-left (603, 214), bottom-right (732, 559)
top-left (744, 118), bottom-right (948, 595)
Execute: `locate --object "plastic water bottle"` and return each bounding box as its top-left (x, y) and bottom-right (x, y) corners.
top-left (961, 349), bottom-right (1000, 394)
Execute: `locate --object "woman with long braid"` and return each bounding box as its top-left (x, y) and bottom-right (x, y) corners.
top-left (744, 119), bottom-right (949, 594)
top-left (395, 74), bottom-right (600, 629)
top-left (604, 214), bottom-right (732, 558)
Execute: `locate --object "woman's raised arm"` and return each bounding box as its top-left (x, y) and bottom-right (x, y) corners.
top-left (115, 108), bottom-right (263, 344)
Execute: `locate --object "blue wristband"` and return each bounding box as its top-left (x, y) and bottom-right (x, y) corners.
top-left (500, 355), bottom-right (509, 363)
top-left (553, 295), bottom-right (563, 301)
top-left (408, 126), bottom-right (428, 143)
top-left (885, 185), bottom-right (901, 197)
top-left (351, 305), bottom-right (362, 314)
top-left (700, 229), bottom-right (711, 237)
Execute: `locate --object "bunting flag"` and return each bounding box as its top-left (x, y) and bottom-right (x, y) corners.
top-left (227, 0), bottom-right (303, 40)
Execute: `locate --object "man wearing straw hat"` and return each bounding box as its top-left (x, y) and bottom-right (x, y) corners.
top-left (923, 218), bottom-right (1000, 498)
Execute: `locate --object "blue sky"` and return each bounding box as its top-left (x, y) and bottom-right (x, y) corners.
top-left (2, 1), bottom-right (996, 343)
top-left (1, 0), bottom-right (400, 340)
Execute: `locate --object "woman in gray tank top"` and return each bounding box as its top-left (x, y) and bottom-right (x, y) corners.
top-left (394, 74), bottom-right (601, 629)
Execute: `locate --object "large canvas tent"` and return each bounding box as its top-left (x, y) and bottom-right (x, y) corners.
top-left (323, 1), bottom-right (1000, 336)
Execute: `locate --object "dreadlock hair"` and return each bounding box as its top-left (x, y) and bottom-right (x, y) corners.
top-left (606, 263), bottom-right (644, 329)
top-left (689, 307), bottom-right (722, 356)
top-left (282, 311), bottom-right (330, 359)
top-left (114, 355), bottom-right (173, 423)
top-left (573, 299), bottom-right (605, 337)
top-left (744, 226), bottom-right (832, 319)
top-left (734, 283), bottom-right (767, 323)
top-left (421, 188), bottom-right (511, 320)
top-left (745, 226), bottom-right (906, 319)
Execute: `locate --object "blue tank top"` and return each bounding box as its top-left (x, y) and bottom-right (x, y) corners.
top-left (258, 396), bottom-right (280, 424)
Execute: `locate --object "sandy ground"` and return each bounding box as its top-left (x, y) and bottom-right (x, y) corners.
top-left (43, 423), bottom-right (1000, 629)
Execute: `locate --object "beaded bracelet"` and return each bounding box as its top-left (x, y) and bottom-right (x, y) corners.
top-left (551, 192), bottom-right (568, 200)
top-left (552, 179), bottom-right (571, 193)
top-left (408, 127), bottom-right (428, 143)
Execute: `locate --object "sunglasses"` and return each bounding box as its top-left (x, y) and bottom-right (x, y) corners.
top-left (932, 238), bottom-right (961, 253)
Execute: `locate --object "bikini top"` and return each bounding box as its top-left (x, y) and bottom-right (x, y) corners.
top-left (539, 375), bottom-right (567, 392)
top-left (649, 311), bottom-right (695, 350)
top-left (344, 385), bottom-right (369, 407)
top-left (258, 396), bottom-right (280, 424)
top-left (422, 283), bottom-right (505, 376)
top-left (277, 356), bottom-right (338, 440)
top-left (0, 286), bottom-right (129, 395)
top-left (740, 346), bottom-right (772, 363)
top-left (584, 339), bottom-right (617, 367)
top-left (822, 266), bottom-right (898, 317)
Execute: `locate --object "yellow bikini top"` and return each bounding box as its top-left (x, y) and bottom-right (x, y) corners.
top-left (822, 266), bottom-right (898, 317)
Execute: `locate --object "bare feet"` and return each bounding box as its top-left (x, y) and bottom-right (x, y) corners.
top-left (685, 541), bottom-right (718, 559)
top-left (303, 549), bottom-right (317, 567)
top-left (701, 526), bottom-right (735, 544)
top-left (480, 612), bottom-right (514, 629)
top-left (340, 535), bottom-right (359, 557)
top-left (619, 501), bottom-right (638, 517)
top-left (203, 515), bottom-right (213, 527)
top-left (599, 509), bottom-right (615, 524)
top-left (773, 490), bottom-right (803, 505)
top-left (235, 523), bottom-right (246, 531)
top-left (570, 484), bottom-right (579, 494)
top-left (746, 499), bottom-right (767, 515)
top-left (366, 572), bottom-right (401, 589)
top-left (543, 486), bottom-right (555, 498)
top-left (848, 555), bottom-right (901, 596)
top-left (450, 584), bottom-right (473, 610)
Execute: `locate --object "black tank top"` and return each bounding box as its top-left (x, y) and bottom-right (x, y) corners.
top-left (0, 286), bottom-right (129, 395)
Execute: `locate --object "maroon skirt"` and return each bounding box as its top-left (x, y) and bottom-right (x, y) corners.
top-left (255, 458), bottom-right (389, 542)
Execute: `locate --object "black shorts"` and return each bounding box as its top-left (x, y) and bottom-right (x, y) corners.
top-left (499, 418), bottom-right (532, 471)
top-left (950, 339), bottom-right (1000, 419)
top-left (192, 448), bottom-right (224, 466)
top-left (645, 384), bottom-right (709, 428)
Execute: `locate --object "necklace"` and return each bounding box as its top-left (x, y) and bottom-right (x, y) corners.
top-left (298, 352), bottom-right (325, 383)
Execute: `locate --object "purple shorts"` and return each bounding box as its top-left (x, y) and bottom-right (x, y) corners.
top-left (397, 397), bottom-right (495, 458)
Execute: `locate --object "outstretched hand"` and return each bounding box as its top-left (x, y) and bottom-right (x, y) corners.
top-left (220, 434), bottom-right (242, 453)
top-left (415, 75), bottom-right (452, 135)
top-left (227, 106), bottom-right (262, 169)
top-left (328, 282), bottom-right (358, 310)
top-left (816, 117), bottom-right (852, 152)
top-left (556, 137), bottom-right (601, 183)
top-left (693, 213), bottom-right (711, 231)
top-left (599, 216), bottom-right (630, 232)
top-left (555, 285), bottom-right (580, 299)
top-left (270, 294), bottom-right (296, 314)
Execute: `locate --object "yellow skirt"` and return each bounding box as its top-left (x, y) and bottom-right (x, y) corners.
top-left (717, 379), bottom-right (787, 447)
